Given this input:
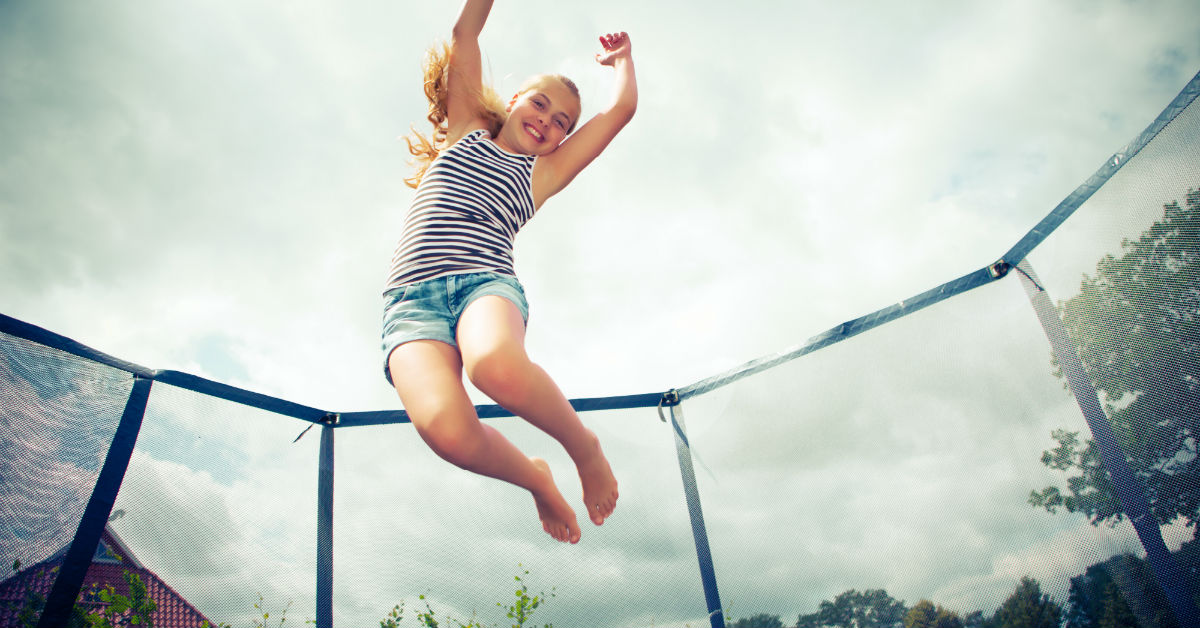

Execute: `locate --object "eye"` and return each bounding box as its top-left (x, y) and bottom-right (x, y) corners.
top-left (532, 98), bottom-right (546, 110)
top-left (554, 118), bottom-right (568, 131)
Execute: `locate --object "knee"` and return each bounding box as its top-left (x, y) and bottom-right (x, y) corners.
top-left (412, 411), bottom-right (484, 469)
top-left (466, 349), bottom-right (533, 409)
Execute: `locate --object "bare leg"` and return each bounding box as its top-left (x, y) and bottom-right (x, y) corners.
top-left (389, 339), bottom-right (581, 543)
top-left (457, 296), bottom-right (620, 526)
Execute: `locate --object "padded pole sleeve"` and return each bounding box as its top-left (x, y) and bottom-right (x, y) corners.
top-left (38, 376), bottom-right (152, 628)
top-left (316, 423), bottom-right (335, 628)
top-left (669, 403), bottom-right (725, 628)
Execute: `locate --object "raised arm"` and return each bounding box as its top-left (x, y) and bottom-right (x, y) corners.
top-left (444, 0), bottom-right (494, 140)
top-left (533, 32), bottom-right (639, 207)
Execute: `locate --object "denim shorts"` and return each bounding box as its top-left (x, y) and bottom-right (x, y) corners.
top-left (381, 272), bottom-right (530, 385)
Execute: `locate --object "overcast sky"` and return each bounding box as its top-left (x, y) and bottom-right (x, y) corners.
top-left (3, 0), bottom-right (1200, 626)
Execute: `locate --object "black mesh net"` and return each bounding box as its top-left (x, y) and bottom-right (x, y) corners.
top-left (0, 332), bottom-right (130, 572)
top-left (1, 74), bottom-right (1198, 628)
top-left (107, 382), bottom-right (321, 625)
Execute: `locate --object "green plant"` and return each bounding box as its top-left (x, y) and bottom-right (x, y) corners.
top-left (252, 594), bottom-right (293, 628)
top-left (413, 593), bottom-right (485, 628)
top-left (415, 595), bottom-right (439, 628)
top-left (379, 565), bottom-right (554, 628)
top-left (497, 566), bottom-right (555, 628)
top-left (5, 551), bottom-right (154, 628)
top-left (381, 602), bottom-right (406, 628)
top-left (83, 570), bottom-right (157, 628)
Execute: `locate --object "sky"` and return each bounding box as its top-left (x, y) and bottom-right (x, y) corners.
top-left (3, 0), bottom-right (1200, 626)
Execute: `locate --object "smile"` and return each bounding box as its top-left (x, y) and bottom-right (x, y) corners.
top-left (523, 123), bottom-right (544, 142)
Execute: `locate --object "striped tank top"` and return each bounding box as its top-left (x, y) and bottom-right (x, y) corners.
top-left (384, 129), bottom-right (537, 292)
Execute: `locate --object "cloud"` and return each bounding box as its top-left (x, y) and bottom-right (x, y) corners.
top-left (664, 278), bottom-right (1111, 617)
top-left (0, 335), bottom-right (134, 567)
top-left (3, 0), bottom-right (1200, 626)
top-left (111, 406), bottom-right (322, 625)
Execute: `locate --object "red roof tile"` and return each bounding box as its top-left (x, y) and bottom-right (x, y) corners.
top-left (0, 527), bottom-right (217, 628)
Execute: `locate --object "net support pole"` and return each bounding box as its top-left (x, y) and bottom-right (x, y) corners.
top-left (668, 401), bottom-right (725, 628)
top-left (39, 375), bottom-right (152, 628)
top-left (1016, 259), bottom-right (1199, 627)
top-left (316, 418), bottom-right (336, 628)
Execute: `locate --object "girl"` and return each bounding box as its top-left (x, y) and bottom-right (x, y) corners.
top-left (381, 0), bottom-right (637, 544)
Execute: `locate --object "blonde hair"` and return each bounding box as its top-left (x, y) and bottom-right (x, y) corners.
top-left (404, 43), bottom-right (505, 188)
top-left (404, 43), bottom-right (581, 188)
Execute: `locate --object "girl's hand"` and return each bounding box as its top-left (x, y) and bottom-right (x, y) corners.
top-left (595, 32), bottom-right (632, 66)
top-left (535, 30), bottom-right (636, 206)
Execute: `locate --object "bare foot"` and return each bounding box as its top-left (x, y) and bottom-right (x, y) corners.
top-left (574, 430), bottom-right (619, 526)
top-left (529, 458), bottom-right (581, 544)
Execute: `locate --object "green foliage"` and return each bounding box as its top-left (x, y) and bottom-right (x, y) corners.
top-left (1098, 581), bottom-right (1140, 628)
top-left (904, 599), bottom-right (963, 628)
top-left (1032, 187), bottom-right (1200, 531)
top-left (83, 570), bottom-right (158, 628)
top-left (415, 595), bottom-right (440, 628)
top-left (497, 566), bottom-right (554, 628)
top-left (796, 589), bottom-right (908, 628)
top-left (3, 552), bottom-right (158, 628)
top-left (381, 602), bottom-right (406, 628)
top-left (1063, 546), bottom-right (1199, 628)
top-left (4, 562), bottom-right (87, 628)
top-left (7, 550), bottom-right (1180, 628)
top-left (3, 559), bottom-right (246, 628)
top-left (378, 565), bottom-right (552, 628)
top-left (992, 577), bottom-right (1061, 628)
top-left (251, 594), bottom-right (293, 628)
top-left (729, 613), bottom-right (784, 628)
top-left (789, 578), bottom-right (1062, 628)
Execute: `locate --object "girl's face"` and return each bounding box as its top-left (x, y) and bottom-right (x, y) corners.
top-left (497, 78), bottom-right (580, 156)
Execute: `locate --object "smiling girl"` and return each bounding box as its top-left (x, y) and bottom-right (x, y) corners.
top-left (381, 0), bottom-right (637, 544)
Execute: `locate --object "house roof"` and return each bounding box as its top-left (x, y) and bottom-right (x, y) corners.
top-left (0, 526), bottom-right (216, 628)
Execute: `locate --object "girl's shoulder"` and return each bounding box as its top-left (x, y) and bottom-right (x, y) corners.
top-left (437, 128), bottom-right (492, 159)
top-left (442, 120), bottom-right (492, 150)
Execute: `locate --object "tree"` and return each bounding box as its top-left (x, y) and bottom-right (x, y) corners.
top-left (904, 600), bottom-right (962, 628)
top-left (796, 589), bottom-right (908, 628)
top-left (730, 613), bottom-right (785, 628)
top-left (1098, 581), bottom-right (1141, 628)
top-left (1065, 551), bottom-right (1185, 628)
top-left (959, 611), bottom-right (988, 628)
top-left (1066, 562), bottom-right (1114, 628)
top-left (1030, 187), bottom-right (1200, 531)
top-left (991, 577), bottom-right (1061, 628)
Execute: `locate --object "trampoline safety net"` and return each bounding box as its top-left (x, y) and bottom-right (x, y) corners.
top-left (2, 71), bottom-right (1200, 628)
